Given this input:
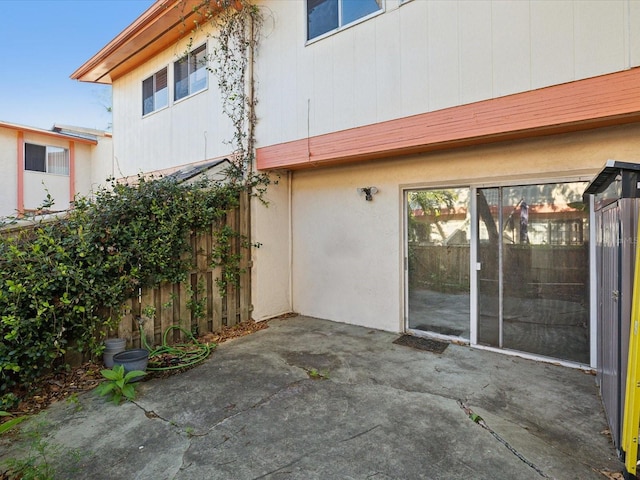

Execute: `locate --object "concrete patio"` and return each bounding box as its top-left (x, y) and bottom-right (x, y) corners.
top-left (0, 316), bottom-right (621, 479)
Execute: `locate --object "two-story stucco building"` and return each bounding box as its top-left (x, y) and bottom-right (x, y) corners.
top-left (72, 0), bottom-right (640, 373)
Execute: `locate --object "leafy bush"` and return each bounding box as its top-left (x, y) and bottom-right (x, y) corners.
top-left (0, 176), bottom-right (249, 393)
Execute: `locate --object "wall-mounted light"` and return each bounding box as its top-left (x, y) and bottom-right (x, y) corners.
top-left (357, 186), bottom-right (378, 201)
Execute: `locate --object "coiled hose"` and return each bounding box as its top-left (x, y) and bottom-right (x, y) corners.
top-left (140, 324), bottom-right (214, 371)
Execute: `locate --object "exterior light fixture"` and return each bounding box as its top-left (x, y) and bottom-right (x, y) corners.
top-left (357, 186), bottom-right (378, 201)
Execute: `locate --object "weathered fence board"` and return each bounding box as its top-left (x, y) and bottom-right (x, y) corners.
top-left (119, 196), bottom-right (251, 348)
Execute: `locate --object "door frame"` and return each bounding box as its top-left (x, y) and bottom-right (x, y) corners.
top-left (402, 178), bottom-right (597, 369)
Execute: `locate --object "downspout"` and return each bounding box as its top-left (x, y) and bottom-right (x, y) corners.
top-left (247, 9), bottom-right (255, 180)
top-left (289, 170), bottom-right (293, 312)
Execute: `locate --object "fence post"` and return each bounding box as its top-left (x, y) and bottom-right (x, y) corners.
top-left (240, 191), bottom-right (251, 323)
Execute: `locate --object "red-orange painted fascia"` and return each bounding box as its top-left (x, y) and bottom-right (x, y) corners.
top-left (0, 122), bottom-right (98, 145)
top-left (71, 0), bottom-right (234, 84)
top-left (256, 68), bottom-right (640, 171)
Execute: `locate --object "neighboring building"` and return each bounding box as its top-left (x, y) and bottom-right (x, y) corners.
top-left (72, 0), bottom-right (640, 369)
top-left (0, 121), bottom-right (113, 219)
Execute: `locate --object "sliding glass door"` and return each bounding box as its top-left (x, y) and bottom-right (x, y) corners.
top-left (476, 183), bottom-right (590, 363)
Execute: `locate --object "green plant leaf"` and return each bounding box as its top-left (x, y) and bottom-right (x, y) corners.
top-left (0, 415), bottom-right (27, 435)
top-left (124, 370), bottom-right (146, 382)
top-left (95, 382), bottom-right (117, 397)
top-left (121, 384), bottom-right (136, 401)
top-left (100, 367), bottom-right (123, 381)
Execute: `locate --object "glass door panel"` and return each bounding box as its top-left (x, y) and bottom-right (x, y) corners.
top-left (475, 183), bottom-right (590, 363)
top-left (407, 188), bottom-right (470, 338)
top-left (477, 188), bottom-right (500, 347)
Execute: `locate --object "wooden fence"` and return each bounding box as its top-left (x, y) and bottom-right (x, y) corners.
top-left (118, 193), bottom-right (251, 348)
top-left (409, 243), bottom-right (588, 300)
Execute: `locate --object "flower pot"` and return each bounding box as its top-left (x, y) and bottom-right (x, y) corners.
top-left (103, 338), bottom-right (126, 368)
top-left (113, 349), bottom-right (149, 381)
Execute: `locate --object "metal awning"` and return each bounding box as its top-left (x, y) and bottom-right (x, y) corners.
top-left (583, 160), bottom-right (640, 204)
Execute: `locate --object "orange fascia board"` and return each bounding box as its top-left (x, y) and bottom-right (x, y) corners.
top-left (71, 0), bottom-right (235, 84)
top-left (0, 122), bottom-right (97, 145)
top-left (256, 68), bottom-right (640, 171)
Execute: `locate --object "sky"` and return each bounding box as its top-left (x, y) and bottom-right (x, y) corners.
top-left (0, 0), bottom-right (156, 131)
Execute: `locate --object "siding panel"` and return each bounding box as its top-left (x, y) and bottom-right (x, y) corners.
top-left (492, 1), bottom-right (531, 97)
top-left (459, 0), bottom-right (493, 105)
top-left (399, 0), bottom-right (429, 116)
top-left (427, 1), bottom-right (460, 111)
top-left (575, 1), bottom-right (626, 78)
top-left (530, 1), bottom-right (574, 89)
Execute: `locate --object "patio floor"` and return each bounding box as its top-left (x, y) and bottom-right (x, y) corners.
top-left (0, 315), bottom-right (621, 479)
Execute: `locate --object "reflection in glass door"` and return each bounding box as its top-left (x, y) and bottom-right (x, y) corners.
top-left (406, 188), bottom-right (470, 339)
top-left (476, 183), bottom-right (590, 363)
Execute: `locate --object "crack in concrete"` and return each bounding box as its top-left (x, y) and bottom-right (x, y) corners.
top-left (250, 424), bottom-right (383, 480)
top-left (130, 401), bottom-right (177, 427)
top-left (341, 424), bottom-right (381, 442)
top-left (134, 378), bottom-right (310, 439)
top-left (458, 400), bottom-right (552, 479)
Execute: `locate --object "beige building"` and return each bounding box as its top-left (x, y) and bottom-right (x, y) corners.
top-left (72, 0), bottom-right (640, 370)
top-left (0, 121), bottom-right (113, 219)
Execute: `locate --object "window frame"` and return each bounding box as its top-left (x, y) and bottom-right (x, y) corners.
top-left (306, 0), bottom-right (384, 43)
top-left (174, 43), bottom-right (208, 102)
top-left (142, 66), bottom-right (169, 116)
top-left (24, 143), bottom-right (69, 176)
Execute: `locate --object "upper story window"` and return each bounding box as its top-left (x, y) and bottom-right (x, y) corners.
top-left (174, 44), bottom-right (208, 101)
top-left (307, 0), bottom-right (382, 41)
top-left (142, 67), bottom-right (168, 115)
top-left (25, 143), bottom-right (69, 176)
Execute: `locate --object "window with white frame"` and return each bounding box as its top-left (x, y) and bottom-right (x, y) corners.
top-left (142, 67), bottom-right (168, 115)
top-left (307, 0), bottom-right (382, 41)
top-left (24, 143), bottom-right (69, 175)
top-left (174, 44), bottom-right (208, 101)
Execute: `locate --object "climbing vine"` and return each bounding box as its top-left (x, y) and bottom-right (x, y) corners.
top-left (189, 0), bottom-right (269, 192)
top-left (0, 177), bottom-right (243, 392)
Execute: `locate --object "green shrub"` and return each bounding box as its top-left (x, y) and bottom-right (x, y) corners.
top-left (0, 176), bottom-right (255, 393)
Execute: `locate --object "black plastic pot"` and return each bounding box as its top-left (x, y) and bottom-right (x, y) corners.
top-left (113, 349), bottom-right (149, 380)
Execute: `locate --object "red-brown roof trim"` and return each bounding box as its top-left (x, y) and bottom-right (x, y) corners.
top-left (0, 121), bottom-right (98, 145)
top-left (256, 68), bottom-right (640, 171)
top-left (71, 0), bottom-right (220, 84)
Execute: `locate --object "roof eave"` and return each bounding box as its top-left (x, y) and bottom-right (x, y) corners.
top-left (71, 0), bottom-right (216, 84)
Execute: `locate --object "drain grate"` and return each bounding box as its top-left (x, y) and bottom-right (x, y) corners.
top-left (393, 335), bottom-right (449, 354)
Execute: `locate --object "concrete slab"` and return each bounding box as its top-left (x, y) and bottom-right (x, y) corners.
top-left (0, 316), bottom-right (621, 479)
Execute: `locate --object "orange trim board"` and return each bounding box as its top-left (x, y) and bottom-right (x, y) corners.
top-left (71, 0), bottom-right (241, 84)
top-left (256, 68), bottom-right (640, 171)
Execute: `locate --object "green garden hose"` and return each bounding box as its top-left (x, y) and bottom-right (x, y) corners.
top-left (139, 324), bottom-right (214, 371)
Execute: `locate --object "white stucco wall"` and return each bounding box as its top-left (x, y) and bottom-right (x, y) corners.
top-left (254, 0), bottom-right (640, 147)
top-left (89, 134), bottom-right (114, 192)
top-left (0, 129), bottom-right (18, 218)
top-left (74, 143), bottom-right (94, 201)
top-left (251, 172), bottom-right (292, 320)
top-left (289, 124), bottom-right (640, 332)
top-left (23, 171), bottom-right (69, 211)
